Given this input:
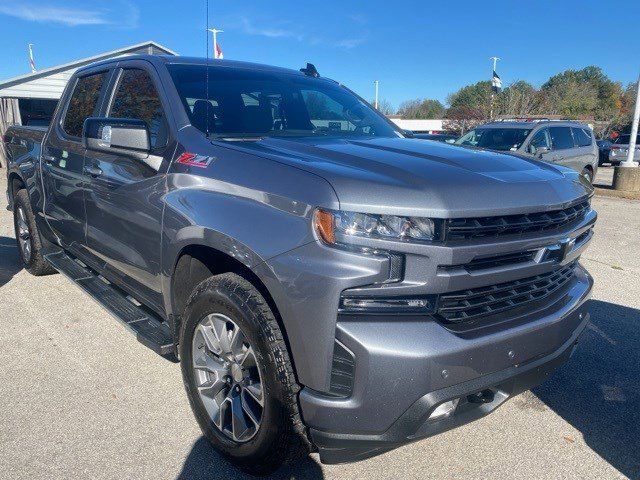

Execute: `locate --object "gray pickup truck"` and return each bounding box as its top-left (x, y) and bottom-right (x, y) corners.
top-left (4, 55), bottom-right (595, 475)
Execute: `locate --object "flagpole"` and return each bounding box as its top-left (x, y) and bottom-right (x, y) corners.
top-left (28, 43), bottom-right (36, 73)
top-left (207, 28), bottom-right (223, 59)
top-left (489, 56), bottom-right (500, 120)
top-left (374, 80), bottom-right (379, 109)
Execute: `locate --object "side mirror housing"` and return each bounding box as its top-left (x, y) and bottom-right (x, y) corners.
top-left (403, 129), bottom-right (414, 138)
top-left (535, 146), bottom-right (549, 157)
top-left (83, 117), bottom-right (150, 153)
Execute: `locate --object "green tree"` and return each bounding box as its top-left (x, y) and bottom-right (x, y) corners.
top-left (540, 66), bottom-right (622, 120)
top-left (370, 98), bottom-right (395, 115)
top-left (397, 98), bottom-right (445, 119)
top-left (497, 80), bottom-right (540, 116)
top-left (446, 81), bottom-right (494, 119)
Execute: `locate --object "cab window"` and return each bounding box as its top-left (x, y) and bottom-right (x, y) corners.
top-left (62, 72), bottom-right (108, 138)
top-left (109, 68), bottom-right (168, 149)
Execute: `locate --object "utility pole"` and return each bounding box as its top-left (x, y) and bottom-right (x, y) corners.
top-left (207, 28), bottom-right (223, 59)
top-left (489, 56), bottom-right (500, 120)
top-left (621, 71), bottom-right (640, 167)
top-left (374, 80), bottom-right (379, 110)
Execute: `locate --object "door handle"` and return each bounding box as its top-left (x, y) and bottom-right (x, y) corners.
top-left (42, 154), bottom-right (56, 164)
top-left (83, 165), bottom-right (103, 177)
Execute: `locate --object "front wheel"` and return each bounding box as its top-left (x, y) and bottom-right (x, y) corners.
top-left (179, 273), bottom-right (309, 475)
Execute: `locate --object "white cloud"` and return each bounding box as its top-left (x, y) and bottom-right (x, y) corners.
top-left (0, 1), bottom-right (138, 28)
top-left (239, 18), bottom-right (303, 41)
top-left (348, 13), bottom-right (368, 25)
top-left (334, 37), bottom-right (366, 49)
top-left (237, 17), bottom-right (366, 50)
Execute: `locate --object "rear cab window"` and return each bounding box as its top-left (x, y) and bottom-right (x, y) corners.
top-left (62, 72), bottom-right (108, 138)
top-left (549, 127), bottom-right (574, 150)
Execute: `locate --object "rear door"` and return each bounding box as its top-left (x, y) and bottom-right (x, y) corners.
top-left (548, 126), bottom-right (580, 172)
top-left (82, 60), bottom-right (173, 313)
top-left (571, 126), bottom-right (596, 170)
top-left (41, 68), bottom-right (111, 249)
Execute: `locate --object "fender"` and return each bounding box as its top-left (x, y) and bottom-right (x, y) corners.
top-left (159, 166), bottom-right (339, 318)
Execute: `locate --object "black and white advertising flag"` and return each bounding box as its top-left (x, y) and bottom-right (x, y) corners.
top-left (491, 70), bottom-right (502, 93)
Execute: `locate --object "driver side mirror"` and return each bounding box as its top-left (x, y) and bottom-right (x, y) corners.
top-left (403, 130), bottom-right (414, 138)
top-left (83, 117), bottom-right (150, 154)
top-left (535, 146), bottom-right (549, 157)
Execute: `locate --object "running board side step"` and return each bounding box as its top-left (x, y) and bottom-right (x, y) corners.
top-left (44, 250), bottom-right (174, 356)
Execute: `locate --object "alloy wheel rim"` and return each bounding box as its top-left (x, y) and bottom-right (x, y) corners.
top-left (192, 313), bottom-right (264, 442)
top-left (16, 207), bottom-right (32, 263)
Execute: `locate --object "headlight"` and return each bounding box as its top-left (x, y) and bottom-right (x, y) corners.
top-left (314, 209), bottom-right (439, 245)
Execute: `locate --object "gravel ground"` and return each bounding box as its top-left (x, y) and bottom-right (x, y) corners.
top-left (0, 174), bottom-right (638, 480)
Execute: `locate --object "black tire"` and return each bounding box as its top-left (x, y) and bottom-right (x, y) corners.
top-left (581, 167), bottom-right (594, 184)
top-left (179, 273), bottom-right (309, 476)
top-left (13, 189), bottom-right (57, 276)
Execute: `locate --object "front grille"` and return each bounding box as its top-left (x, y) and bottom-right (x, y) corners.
top-left (446, 200), bottom-right (590, 240)
top-left (437, 263), bottom-right (576, 324)
top-left (456, 250), bottom-right (537, 272)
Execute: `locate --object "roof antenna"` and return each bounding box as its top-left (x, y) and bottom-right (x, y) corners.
top-left (300, 63), bottom-right (319, 77)
top-left (204, 0), bottom-right (211, 138)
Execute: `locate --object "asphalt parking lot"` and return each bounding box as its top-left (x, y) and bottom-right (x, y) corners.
top-left (595, 165), bottom-right (614, 187)
top-left (1, 174), bottom-right (639, 480)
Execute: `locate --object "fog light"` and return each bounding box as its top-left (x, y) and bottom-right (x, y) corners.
top-left (428, 399), bottom-right (459, 420)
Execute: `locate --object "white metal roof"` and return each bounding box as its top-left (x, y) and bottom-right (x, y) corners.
top-left (0, 41), bottom-right (176, 99)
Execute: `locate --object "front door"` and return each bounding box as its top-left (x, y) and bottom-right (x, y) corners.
top-left (83, 63), bottom-right (172, 313)
top-left (41, 70), bottom-right (110, 249)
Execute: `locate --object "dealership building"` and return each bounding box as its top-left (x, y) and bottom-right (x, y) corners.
top-left (0, 41), bottom-right (175, 167)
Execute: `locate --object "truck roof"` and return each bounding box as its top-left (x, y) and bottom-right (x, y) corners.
top-left (75, 54), bottom-right (308, 77)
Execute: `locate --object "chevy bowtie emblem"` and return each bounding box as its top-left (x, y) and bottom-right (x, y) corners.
top-left (535, 237), bottom-right (576, 264)
top-left (558, 237), bottom-right (576, 262)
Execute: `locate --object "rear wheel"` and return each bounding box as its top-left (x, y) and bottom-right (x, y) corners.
top-left (179, 273), bottom-right (309, 475)
top-left (12, 190), bottom-right (57, 276)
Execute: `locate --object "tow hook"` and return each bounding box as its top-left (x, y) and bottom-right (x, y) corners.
top-left (467, 389), bottom-right (495, 404)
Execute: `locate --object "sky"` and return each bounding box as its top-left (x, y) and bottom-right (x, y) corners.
top-left (0, 0), bottom-right (639, 109)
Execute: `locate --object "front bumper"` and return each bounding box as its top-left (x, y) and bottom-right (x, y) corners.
top-left (301, 265), bottom-right (592, 464)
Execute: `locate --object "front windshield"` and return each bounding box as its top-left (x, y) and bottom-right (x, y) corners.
top-left (167, 64), bottom-right (398, 139)
top-left (455, 128), bottom-right (531, 151)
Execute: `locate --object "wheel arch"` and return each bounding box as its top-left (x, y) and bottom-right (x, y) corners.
top-left (167, 243), bottom-right (295, 372)
top-left (7, 172), bottom-right (26, 206)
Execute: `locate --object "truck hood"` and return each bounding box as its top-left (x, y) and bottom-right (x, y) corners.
top-left (226, 136), bottom-right (592, 217)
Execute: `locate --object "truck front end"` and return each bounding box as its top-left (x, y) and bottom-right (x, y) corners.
top-left (259, 188), bottom-right (595, 464)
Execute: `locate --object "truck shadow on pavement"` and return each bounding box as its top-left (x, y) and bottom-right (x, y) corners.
top-left (0, 236), bottom-right (22, 288)
top-left (533, 299), bottom-right (640, 480)
top-left (177, 437), bottom-right (325, 480)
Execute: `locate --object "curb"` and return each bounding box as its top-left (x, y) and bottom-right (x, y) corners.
top-left (593, 186), bottom-right (640, 200)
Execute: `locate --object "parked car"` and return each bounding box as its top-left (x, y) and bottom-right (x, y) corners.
top-left (455, 120), bottom-right (598, 183)
top-left (608, 134), bottom-right (640, 165)
top-left (596, 139), bottom-right (612, 165)
top-left (413, 133), bottom-right (458, 143)
top-left (4, 55), bottom-right (596, 475)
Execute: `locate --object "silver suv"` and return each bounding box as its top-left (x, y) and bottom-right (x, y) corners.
top-left (456, 120), bottom-right (598, 182)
